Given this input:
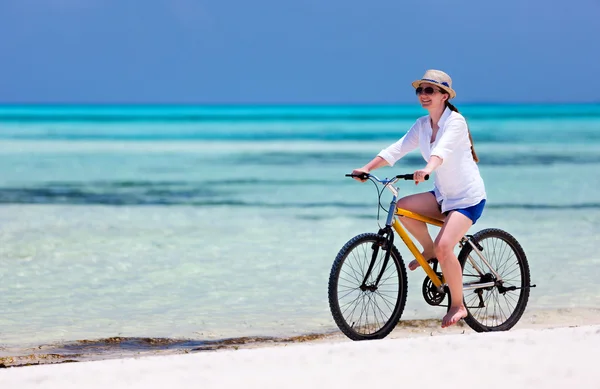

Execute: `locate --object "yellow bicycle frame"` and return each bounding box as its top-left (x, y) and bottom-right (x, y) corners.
top-left (392, 209), bottom-right (446, 288)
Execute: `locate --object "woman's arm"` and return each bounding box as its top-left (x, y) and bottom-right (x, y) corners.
top-left (430, 117), bottom-right (467, 162)
top-left (414, 117), bottom-right (466, 184)
top-left (359, 156), bottom-right (389, 172)
top-left (413, 155), bottom-right (443, 184)
top-left (351, 156), bottom-right (389, 181)
top-left (377, 121), bottom-right (420, 166)
top-left (352, 121), bottom-right (421, 181)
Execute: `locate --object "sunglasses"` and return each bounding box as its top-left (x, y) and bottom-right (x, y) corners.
top-left (415, 86), bottom-right (443, 96)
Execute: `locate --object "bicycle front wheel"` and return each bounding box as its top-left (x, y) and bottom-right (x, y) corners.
top-left (458, 228), bottom-right (531, 332)
top-left (328, 233), bottom-right (408, 341)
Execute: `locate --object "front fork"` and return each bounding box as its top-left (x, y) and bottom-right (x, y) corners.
top-left (360, 226), bottom-right (394, 289)
top-left (360, 196), bottom-right (398, 289)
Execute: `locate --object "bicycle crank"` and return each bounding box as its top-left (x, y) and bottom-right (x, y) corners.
top-left (422, 274), bottom-right (446, 306)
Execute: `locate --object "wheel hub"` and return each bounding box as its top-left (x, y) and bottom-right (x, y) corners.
top-left (480, 273), bottom-right (497, 291)
top-left (360, 284), bottom-right (378, 292)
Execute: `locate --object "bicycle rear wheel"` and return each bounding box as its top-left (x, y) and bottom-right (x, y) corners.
top-left (458, 228), bottom-right (531, 332)
top-left (328, 232), bottom-right (408, 340)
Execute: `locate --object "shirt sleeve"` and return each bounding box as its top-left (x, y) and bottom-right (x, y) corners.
top-left (377, 121), bottom-right (420, 166)
top-left (430, 116), bottom-right (467, 162)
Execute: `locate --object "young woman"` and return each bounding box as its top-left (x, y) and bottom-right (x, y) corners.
top-left (352, 69), bottom-right (486, 328)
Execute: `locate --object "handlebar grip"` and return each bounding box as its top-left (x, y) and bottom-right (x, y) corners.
top-left (396, 174), bottom-right (429, 181)
top-left (346, 173), bottom-right (369, 180)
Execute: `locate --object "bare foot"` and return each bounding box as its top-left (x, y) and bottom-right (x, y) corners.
top-left (442, 305), bottom-right (468, 328)
top-left (408, 255), bottom-right (436, 271)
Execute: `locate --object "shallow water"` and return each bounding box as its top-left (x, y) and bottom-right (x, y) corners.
top-left (1, 104), bottom-right (599, 349)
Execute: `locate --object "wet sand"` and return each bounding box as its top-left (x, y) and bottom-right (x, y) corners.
top-left (1, 307), bottom-right (598, 368)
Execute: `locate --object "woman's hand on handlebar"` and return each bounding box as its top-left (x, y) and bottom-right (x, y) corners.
top-left (351, 168), bottom-right (370, 182)
top-left (413, 168), bottom-right (431, 185)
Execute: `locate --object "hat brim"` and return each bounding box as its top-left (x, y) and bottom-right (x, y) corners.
top-left (412, 79), bottom-right (456, 99)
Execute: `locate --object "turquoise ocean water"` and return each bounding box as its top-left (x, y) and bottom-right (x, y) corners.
top-left (1, 104), bottom-right (600, 349)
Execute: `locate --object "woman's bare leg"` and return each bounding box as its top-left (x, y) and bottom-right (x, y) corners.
top-left (434, 211), bottom-right (473, 328)
top-left (396, 192), bottom-right (445, 270)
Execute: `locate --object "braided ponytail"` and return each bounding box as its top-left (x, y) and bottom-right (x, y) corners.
top-left (445, 101), bottom-right (479, 163)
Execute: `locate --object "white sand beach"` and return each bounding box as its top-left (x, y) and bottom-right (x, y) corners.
top-left (2, 324), bottom-right (599, 389)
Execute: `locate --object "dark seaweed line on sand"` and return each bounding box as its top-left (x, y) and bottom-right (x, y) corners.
top-left (0, 319), bottom-right (462, 368)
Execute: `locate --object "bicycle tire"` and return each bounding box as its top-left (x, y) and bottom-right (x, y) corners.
top-left (458, 228), bottom-right (531, 332)
top-left (328, 232), bottom-right (408, 340)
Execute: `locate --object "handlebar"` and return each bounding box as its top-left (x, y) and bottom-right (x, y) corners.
top-left (345, 173), bottom-right (429, 182)
top-left (345, 172), bottom-right (429, 201)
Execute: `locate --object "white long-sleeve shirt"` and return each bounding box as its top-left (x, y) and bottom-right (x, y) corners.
top-left (377, 107), bottom-right (486, 213)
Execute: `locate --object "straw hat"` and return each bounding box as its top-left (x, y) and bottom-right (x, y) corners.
top-left (412, 69), bottom-right (456, 99)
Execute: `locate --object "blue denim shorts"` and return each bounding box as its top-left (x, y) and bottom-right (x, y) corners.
top-left (429, 190), bottom-right (486, 225)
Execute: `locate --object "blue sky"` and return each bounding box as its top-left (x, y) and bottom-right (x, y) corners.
top-left (0, 0), bottom-right (598, 104)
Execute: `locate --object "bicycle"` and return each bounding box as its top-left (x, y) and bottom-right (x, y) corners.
top-left (328, 172), bottom-right (536, 340)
